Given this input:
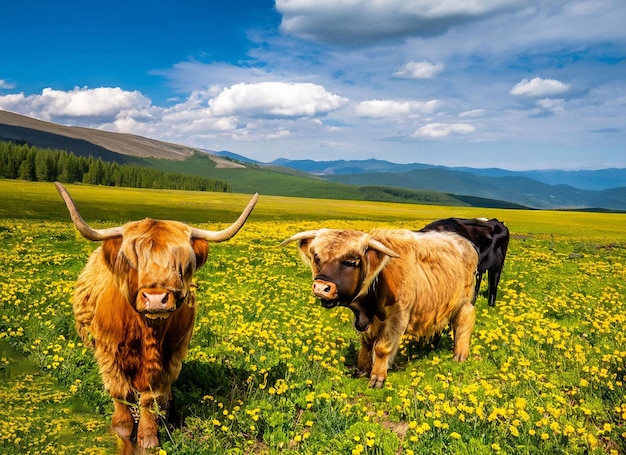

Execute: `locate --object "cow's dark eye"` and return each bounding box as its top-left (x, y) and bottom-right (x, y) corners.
top-left (313, 254), bottom-right (321, 265)
top-left (342, 259), bottom-right (360, 268)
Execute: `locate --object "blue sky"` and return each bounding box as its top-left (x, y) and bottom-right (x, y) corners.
top-left (1, 0), bottom-right (624, 170)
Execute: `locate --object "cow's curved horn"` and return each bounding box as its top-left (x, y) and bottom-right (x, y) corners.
top-left (55, 182), bottom-right (124, 241)
top-left (367, 239), bottom-right (400, 258)
top-left (190, 193), bottom-right (259, 242)
top-left (280, 230), bottom-right (320, 246)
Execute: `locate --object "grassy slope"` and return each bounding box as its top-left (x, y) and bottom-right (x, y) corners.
top-left (2, 180), bottom-right (624, 240)
top-left (144, 153), bottom-right (364, 200)
top-left (0, 180), bottom-right (468, 226)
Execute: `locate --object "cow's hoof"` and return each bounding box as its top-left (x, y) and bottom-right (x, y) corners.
top-left (453, 352), bottom-right (469, 362)
top-left (138, 433), bottom-right (159, 449)
top-left (368, 374), bottom-right (386, 388)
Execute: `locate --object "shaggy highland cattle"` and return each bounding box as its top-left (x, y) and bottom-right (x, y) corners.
top-left (55, 183), bottom-right (258, 454)
top-left (419, 217), bottom-right (510, 307)
top-left (282, 228), bottom-right (478, 388)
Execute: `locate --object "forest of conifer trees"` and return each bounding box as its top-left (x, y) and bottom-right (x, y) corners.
top-left (0, 141), bottom-right (232, 192)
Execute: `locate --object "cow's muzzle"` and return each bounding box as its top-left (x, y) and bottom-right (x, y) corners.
top-left (312, 279), bottom-right (340, 308)
top-left (136, 288), bottom-right (178, 319)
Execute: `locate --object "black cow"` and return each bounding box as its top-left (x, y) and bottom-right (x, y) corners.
top-left (418, 218), bottom-right (510, 307)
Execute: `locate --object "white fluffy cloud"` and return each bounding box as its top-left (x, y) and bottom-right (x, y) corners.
top-left (0, 86), bottom-right (151, 122)
top-left (354, 99), bottom-right (439, 118)
top-left (510, 77), bottom-right (570, 97)
top-left (394, 61), bottom-right (444, 79)
top-left (413, 122), bottom-right (476, 138)
top-left (0, 83), bottom-right (350, 149)
top-left (276, 0), bottom-right (525, 45)
top-left (208, 82), bottom-right (348, 118)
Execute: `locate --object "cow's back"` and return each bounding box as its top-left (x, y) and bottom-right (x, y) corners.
top-left (370, 229), bottom-right (478, 340)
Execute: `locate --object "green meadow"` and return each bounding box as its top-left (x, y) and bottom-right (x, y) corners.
top-left (0, 180), bottom-right (624, 454)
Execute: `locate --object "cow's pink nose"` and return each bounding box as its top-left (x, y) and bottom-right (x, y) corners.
top-left (312, 280), bottom-right (337, 299)
top-left (142, 292), bottom-right (170, 310)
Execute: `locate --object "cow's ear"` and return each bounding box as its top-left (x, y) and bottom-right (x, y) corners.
top-left (297, 239), bottom-right (314, 266)
top-left (192, 238), bottom-right (210, 269)
top-left (364, 248), bottom-right (391, 278)
top-left (354, 248), bottom-right (393, 301)
top-left (101, 237), bottom-right (123, 270)
top-left (298, 238), bottom-right (312, 254)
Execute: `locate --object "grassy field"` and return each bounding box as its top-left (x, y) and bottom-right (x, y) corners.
top-left (0, 180), bottom-right (625, 454)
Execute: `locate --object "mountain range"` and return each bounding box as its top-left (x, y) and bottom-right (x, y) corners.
top-left (1, 109), bottom-right (625, 211)
top-left (217, 152), bottom-right (626, 192)
top-left (217, 152), bottom-right (626, 211)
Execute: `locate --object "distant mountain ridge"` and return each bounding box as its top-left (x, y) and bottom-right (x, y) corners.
top-left (270, 157), bottom-right (433, 176)
top-left (323, 168), bottom-right (626, 210)
top-left (259, 157), bottom-right (626, 192)
top-left (448, 167), bottom-right (626, 192)
top-left (213, 153), bottom-right (626, 210)
top-left (215, 152), bottom-right (626, 192)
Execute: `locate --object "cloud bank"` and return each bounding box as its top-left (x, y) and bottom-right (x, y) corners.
top-left (276, 0), bottom-right (526, 45)
top-left (0, 87), bottom-right (151, 123)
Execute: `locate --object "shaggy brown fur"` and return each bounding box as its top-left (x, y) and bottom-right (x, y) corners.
top-left (284, 228), bottom-right (478, 388)
top-left (73, 221), bottom-right (207, 453)
top-left (56, 183), bottom-right (257, 454)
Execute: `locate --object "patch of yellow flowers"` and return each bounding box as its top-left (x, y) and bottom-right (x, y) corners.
top-left (0, 218), bottom-right (624, 454)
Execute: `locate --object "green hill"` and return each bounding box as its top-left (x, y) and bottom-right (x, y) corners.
top-left (145, 153), bottom-right (525, 208)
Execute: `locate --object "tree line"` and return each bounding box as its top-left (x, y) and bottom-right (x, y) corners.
top-left (0, 141), bottom-right (232, 193)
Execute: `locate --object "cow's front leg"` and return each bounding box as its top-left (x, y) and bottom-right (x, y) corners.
top-left (369, 315), bottom-right (408, 388)
top-left (369, 338), bottom-right (396, 388)
top-left (136, 392), bottom-right (165, 449)
top-left (111, 397), bottom-right (135, 441)
top-left (108, 377), bottom-right (136, 445)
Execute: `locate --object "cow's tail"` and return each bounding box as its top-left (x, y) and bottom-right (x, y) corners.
top-left (492, 224), bottom-right (510, 258)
